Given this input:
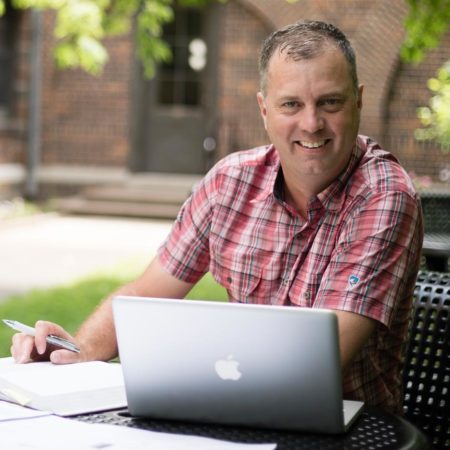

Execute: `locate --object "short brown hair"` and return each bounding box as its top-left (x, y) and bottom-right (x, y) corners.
top-left (259, 20), bottom-right (358, 95)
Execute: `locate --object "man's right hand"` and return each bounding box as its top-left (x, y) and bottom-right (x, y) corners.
top-left (10, 258), bottom-right (196, 365)
top-left (10, 320), bottom-right (84, 365)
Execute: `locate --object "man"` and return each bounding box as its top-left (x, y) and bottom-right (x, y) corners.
top-left (11, 20), bottom-right (423, 414)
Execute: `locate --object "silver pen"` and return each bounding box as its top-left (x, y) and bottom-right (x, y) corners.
top-left (2, 319), bottom-right (80, 353)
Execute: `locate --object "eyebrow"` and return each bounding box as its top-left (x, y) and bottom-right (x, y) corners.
top-left (317, 91), bottom-right (348, 100)
top-left (275, 91), bottom-right (348, 103)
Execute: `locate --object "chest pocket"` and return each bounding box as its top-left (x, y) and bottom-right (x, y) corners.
top-left (210, 248), bottom-right (263, 301)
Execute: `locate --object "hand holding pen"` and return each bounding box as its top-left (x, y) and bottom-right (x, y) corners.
top-left (3, 319), bottom-right (81, 364)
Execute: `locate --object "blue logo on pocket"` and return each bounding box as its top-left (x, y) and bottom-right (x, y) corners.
top-left (348, 275), bottom-right (360, 288)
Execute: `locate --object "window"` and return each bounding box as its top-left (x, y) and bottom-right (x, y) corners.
top-left (157, 6), bottom-right (207, 107)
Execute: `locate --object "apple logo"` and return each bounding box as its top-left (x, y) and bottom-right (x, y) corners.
top-left (214, 354), bottom-right (242, 381)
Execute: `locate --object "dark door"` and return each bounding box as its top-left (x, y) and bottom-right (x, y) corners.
top-left (133, 4), bottom-right (219, 175)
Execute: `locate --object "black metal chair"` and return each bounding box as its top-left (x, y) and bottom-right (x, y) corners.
top-left (419, 189), bottom-right (450, 272)
top-left (403, 271), bottom-right (450, 448)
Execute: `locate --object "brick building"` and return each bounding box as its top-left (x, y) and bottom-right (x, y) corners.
top-left (0, 0), bottom-right (449, 202)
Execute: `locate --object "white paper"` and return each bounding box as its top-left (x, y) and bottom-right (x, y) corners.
top-left (0, 415), bottom-right (277, 450)
top-left (0, 401), bottom-right (50, 421)
top-left (0, 357), bottom-right (127, 415)
top-left (0, 359), bottom-right (124, 396)
top-left (0, 357), bottom-right (42, 370)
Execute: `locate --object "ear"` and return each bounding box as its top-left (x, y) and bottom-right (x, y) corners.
top-left (256, 92), bottom-right (268, 130)
top-left (357, 84), bottom-right (364, 110)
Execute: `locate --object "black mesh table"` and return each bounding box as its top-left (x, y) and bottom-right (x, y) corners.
top-left (74, 406), bottom-right (430, 450)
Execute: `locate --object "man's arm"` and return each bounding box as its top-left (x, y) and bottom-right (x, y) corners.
top-left (11, 257), bottom-right (195, 364)
top-left (315, 189), bottom-right (422, 373)
top-left (335, 310), bottom-right (376, 371)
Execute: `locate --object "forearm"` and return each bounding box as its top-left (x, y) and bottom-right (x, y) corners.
top-left (75, 257), bottom-right (195, 362)
top-left (335, 310), bottom-right (376, 373)
top-left (75, 281), bottom-right (142, 362)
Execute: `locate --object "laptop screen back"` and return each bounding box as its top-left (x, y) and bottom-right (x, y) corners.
top-left (113, 297), bottom-right (354, 434)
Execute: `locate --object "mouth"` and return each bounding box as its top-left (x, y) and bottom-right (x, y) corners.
top-left (294, 139), bottom-right (330, 150)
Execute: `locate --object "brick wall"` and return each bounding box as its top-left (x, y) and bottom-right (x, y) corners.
top-left (220, 0), bottom-right (449, 180)
top-left (1, 0), bottom-right (449, 190)
top-left (217, 0), bottom-right (406, 154)
top-left (384, 28), bottom-right (450, 178)
top-left (216, 0), bottom-right (270, 158)
top-left (40, 13), bottom-right (133, 167)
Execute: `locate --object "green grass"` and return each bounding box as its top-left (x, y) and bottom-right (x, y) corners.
top-left (0, 198), bottom-right (44, 221)
top-left (0, 260), bottom-right (227, 358)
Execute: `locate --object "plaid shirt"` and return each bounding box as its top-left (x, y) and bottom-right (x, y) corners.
top-left (158, 135), bottom-right (423, 413)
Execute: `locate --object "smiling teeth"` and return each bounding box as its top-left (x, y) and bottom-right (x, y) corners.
top-left (298, 140), bottom-right (326, 148)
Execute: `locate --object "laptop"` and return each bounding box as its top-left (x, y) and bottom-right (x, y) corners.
top-left (112, 296), bottom-right (364, 434)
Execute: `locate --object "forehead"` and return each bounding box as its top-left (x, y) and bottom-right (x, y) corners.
top-left (266, 47), bottom-right (353, 96)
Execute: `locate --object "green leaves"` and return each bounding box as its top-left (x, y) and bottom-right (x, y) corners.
top-left (401, 0), bottom-right (450, 63)
top-left (55, 36), bottom-right (108, 75)
top-left (1, 0), bottom-right (219, 77)
top-left (51, 1), bottom-right (108, 74)
top-left (54, 1), bottom-right (104, 38)
top-left (415, 62), bottom-right (450, 152)
top-left (136, 0), bottom-right (174, 77)
top-left (401, 1), bottom-right (450, 152)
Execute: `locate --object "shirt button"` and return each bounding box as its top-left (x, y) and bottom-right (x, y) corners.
top-left (303, 291), bottom-right (311, 300)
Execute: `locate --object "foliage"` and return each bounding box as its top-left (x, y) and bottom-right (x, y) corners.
top-left (415, 62), bottom-right (450, 152)
top-left (0, 0), bottom-right (222, 77)
top-left (0, 197), bottom-right (41, 220)
top-left (402, 0), bottom-right (450, 152)
top-left (402, 0), bottom-right (450, 63)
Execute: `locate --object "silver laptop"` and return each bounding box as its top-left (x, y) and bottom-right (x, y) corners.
top-left (112, 296), bottom-right (364, 434)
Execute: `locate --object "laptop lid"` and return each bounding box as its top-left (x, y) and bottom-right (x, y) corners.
top-left (112, 297), bottom-right (363, 434)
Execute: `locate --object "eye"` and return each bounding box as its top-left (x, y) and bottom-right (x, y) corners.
top-left (282, 101), bottom-right (299, 108)
top-left (320, 98), bottom-right (344, 111)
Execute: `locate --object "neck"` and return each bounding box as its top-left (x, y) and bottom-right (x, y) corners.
top-left (283, 183), bottom-right (314, 219)
top-left (282, 172), bottom-right (330, 218)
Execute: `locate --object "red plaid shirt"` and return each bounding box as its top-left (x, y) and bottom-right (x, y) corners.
top-left (158, 135), bottom-right (423, 413)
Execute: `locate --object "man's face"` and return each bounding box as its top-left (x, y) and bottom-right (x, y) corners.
top-left (257, 46), bottom-right (363, 190)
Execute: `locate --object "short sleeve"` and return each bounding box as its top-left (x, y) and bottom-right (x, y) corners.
top-left (158, 173), bottom-right (218, 283)
top-left (314, 190), bottom-right (423, 327)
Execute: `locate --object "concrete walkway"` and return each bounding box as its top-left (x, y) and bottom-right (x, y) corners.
top-left (0, 214), bottom-right (173, 301)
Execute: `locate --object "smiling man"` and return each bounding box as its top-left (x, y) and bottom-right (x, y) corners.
top-left (11, 21), bottom-right (423, 415)
top-left (257, 38), bottom-right (363, 211)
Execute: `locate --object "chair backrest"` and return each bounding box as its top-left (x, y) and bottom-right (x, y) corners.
top-left (403, 270), bottom-right (450, 448)
top-left (420, 192), bottom-right (450, 234)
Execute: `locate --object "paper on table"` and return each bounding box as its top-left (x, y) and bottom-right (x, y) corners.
top-left (0, 357), bottom-right (45, 371)
top-left (0, 357), bottom-right (126, 415)
top-left (0, 401), bottom-right (51, 422)
top-left (0, 415), bottom-right (277, 450)
top-left (0, 358), bottom-right (124, 395)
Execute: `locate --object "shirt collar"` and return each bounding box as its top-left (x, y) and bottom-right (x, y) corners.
top-left (249, 145), bottom-right (281, 204)
top-left (316, 136), bottom-right (365, 211)
top-left (250, 139), bottom-right (366, 211)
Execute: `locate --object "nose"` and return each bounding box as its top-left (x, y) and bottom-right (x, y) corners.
top-left (298, 106), bottom-right (324, 134)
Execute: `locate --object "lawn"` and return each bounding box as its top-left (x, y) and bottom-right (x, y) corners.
top-left (0, 263), bottom-right (227, 358)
